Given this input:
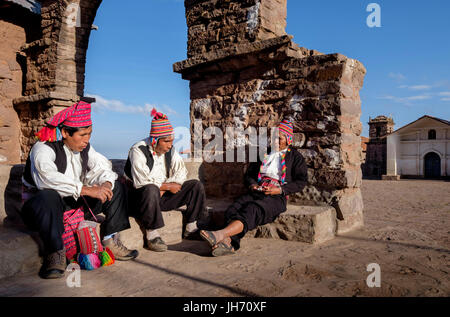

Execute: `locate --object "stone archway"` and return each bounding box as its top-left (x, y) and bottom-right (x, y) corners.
top-left (2, 0), bottom-right (366, 233)
top-left (10, 0), bottom-right (101, 162)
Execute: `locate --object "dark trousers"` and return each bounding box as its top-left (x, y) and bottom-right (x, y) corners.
top-left (225, 192), bottom-right (287, 250)
top-left (130, 179), bottom-right (206, 230)
top-left (20, 180), bottom-right (131, 254)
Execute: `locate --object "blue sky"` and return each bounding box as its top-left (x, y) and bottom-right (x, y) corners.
top-left (85, 0), bottom-right (450, 159)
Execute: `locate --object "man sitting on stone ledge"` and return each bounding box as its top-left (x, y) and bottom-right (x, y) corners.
top-left (20, 101), bottom-right (138, 279)
top-left (200, 120), bottom-right (308, 256)
top-left (125, 109), bottom-right (206, 252)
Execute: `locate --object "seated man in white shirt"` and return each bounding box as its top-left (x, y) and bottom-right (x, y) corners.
top-left (20, 101), bottom-right (138, 279)
top-left (125, 109), bottom-right (206, 252)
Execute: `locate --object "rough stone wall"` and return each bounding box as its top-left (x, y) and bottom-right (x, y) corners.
top-left (175, 0), bottom-right (366, 232)
top-left (0, 4), bottom-right (41, 164)
top-left (20, 0), bottom-right (99, 97)
top-left (9, 0), bottom-right (101, 161)
top-left (0, 19), bottom-right (25, 165)
top-left (1, 0), bottom-right (366, 233)
top-left (186, 0), bottom-right (287, 58)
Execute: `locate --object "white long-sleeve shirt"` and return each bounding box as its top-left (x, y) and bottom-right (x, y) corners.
top-left (23, 141), bottom-right (118, 200)
top-left (260, 148), bottom-right (288, 180)
top-left (128, 138), bottom-right (187, 189)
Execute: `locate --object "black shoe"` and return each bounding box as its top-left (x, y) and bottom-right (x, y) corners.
top-left (39, 268), bottom-right (65, 279)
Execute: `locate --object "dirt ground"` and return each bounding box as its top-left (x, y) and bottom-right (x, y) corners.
top-left (0, 179), bottom-right (449, 297)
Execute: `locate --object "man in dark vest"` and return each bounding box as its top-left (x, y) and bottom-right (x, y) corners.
top-left (200, 120), bottom-right (308, 256)
top-left (125, 109), bottom-right (205, 252)
top-left (21, 101), bottom-right (138, 279)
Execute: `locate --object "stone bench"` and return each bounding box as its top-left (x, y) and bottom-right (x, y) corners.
top-left (0, 160), bottom-right (338, 279)
top-left (0, 225), bottom-right (41, 280)
top-left (0, 210), bottom-right (183, 280)
top-left (204, 199), bottom-right (337, 244)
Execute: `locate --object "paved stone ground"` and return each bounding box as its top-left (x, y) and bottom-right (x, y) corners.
top-left (0, 179), bottom-right (449, 297)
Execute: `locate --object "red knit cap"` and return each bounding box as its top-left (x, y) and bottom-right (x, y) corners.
top-left (35, 101), bottom-right (92, 142)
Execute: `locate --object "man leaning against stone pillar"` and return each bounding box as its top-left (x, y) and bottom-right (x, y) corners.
top-left (124, 108), bottom-right (206, 252)
top-left (20, 101), bottom-right (138, 279)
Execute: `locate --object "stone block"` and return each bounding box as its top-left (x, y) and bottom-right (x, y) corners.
top-left (334, 188), bottom-right (364, 234)
top-left (259, 0), bottom-right (287, 38)
top-left (0, 226), bottom-right (41, 280)
top-left (382, 174), bottom-right (401, 181)
top-left (249, 205), bottom-right (337, 244)
top-left (314, 167), bottom-right (362, 189)
top-left (0, 61), bottom-right (12, 80)
top-left (206, 200), bottom-right (336, 244)
top-left (184, 160), bottom-right (202, 181)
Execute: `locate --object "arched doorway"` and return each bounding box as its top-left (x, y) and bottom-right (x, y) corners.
top-left (424, 152), bottom-right (441, 178)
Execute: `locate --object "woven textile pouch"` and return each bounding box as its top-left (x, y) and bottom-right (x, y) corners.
top-left (74, 197), bottom-right (115, 270)
top-left (76, 220), bottom-right (103, 254)
top-left (62, 207), bottom-right (85, 261)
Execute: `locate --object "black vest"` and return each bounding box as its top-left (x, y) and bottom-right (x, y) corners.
top-left (23, 141), bottom-right (91, 187)
top-left (124, 145), bottom-right (173, 181)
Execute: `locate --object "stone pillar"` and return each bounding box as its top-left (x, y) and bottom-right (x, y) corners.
top-left (0, 20), bottom-right (25, 165)
top-left (0, 5), bottom-right (41, 164)
top-left (10, 0), bottom-right (101, 161)
top-left (174, 0), bottom-right (366, 233)
top-left (384, 133), bottom-right (401, 180)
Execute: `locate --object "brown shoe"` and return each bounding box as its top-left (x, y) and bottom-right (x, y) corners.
top-left (103, 234), bottom-right (139, 261)
top-left (145, 236), bottom-right (168, 252)
top-left (39, 249), bottom-right (66, 279)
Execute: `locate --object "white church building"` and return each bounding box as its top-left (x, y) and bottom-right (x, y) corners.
top-left (385, 115), bottom-right (450, 179)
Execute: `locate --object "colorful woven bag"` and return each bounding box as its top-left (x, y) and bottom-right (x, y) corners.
top-left (74, 197), bottom-right (115, 270)
top-left (76, 220), bottom-right (103, 254)
top-left (62, 207), bottom-right (85, 261)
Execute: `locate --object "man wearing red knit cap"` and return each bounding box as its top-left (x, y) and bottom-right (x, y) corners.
top-left (21, 101), bottom-right (138, 279)
top-left (125, 109), bottom-right (206, 252)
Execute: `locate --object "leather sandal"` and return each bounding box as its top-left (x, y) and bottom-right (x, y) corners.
top-left (200, 230), bottom-right (217, 247)
top-left (211, 241), bottom-right (235, 257)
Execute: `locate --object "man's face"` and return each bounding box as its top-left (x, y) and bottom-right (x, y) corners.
top-left (155, 135), bottom-right (174, 154)
top-left (62, 126), bottom-right (92, 152)
top-left (279, 134), bottom-right (288, 150)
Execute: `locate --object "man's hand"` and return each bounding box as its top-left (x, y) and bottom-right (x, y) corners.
top-left (168, 183), bottom-right (181, 194)
top-left (81, 184), bottom-right (113, 203)
top-left (101, 181), bottom-right (112, 190)
top-left (160, 183), bottom-right (182, 194)
top-left (250, 184), bottom-right (261, 192)
top-left (262, 186), bottom-right (282, 196)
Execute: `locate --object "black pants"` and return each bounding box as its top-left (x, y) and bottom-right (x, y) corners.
top-left (225, 192), bottom-right (287, 250)
top-left (130, 179), bottom-right (206, 230)
top-left (20, 180), bottom-right (131, 254)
